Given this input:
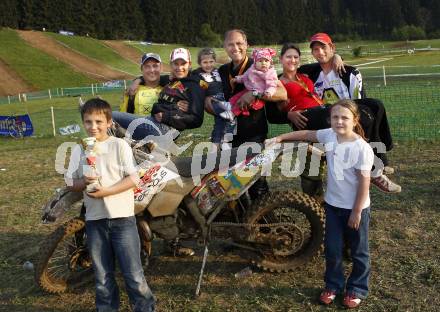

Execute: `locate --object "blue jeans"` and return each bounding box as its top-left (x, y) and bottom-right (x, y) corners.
top-left (324, 203), bottom-right (371, 299)
top-left (112, 111), bottom-right (178, 141)
top-left (86, 216), bottom-right (155, 312)
top-left (210, 95), bottom-right (235, 144)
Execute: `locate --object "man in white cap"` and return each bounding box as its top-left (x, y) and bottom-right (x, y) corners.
top-left (150, 47), bottom-right (205, 132)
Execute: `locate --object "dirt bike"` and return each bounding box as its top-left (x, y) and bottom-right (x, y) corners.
top-left (35, 140), bottom-right (325, 295)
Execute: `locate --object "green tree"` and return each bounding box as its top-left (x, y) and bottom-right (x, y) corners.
top-left (73, 0), bottom-right (96, 37)
top-left (7, 0), bottom-right (440, 43)
top-left (379, 0), bottom-right (404, 33)
top-left (30, 0), bottom-right (50, 30)
top-left (46, 0), bottom-right (75, 32)
top-left (401, 0), bottom-right (421, 26)
top-left (391, 25), bottom-right (426, 40)
top-left (197, 23), bottom-right (222, 47)
top-left (0, 0), bottom-right (19, 28)
top-left (275, 0), bottom-right (305, 43)
top-left (304, 0), bottom-right (324, 36)
top-left (142, 0), bottom-right (173, 43)
top-left (258, 0), bottom-right (281, 44)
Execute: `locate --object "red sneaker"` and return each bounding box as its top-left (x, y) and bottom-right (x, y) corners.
top-left (319, 289), bottom-right (336, 305)
top-left (371, 174), bottom-right (401, 193)
top-left (343, 293), bottom-right (362, 309)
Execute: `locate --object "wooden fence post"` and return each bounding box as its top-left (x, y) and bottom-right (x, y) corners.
top-left (51, 106), bottom-right (56, 137)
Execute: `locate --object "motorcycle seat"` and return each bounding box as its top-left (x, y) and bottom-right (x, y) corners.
top-left (168, 145), bottom-right (262, 177)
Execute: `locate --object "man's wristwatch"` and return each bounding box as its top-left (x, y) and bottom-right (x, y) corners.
top-left (252, 90), bottom-right (263, 99)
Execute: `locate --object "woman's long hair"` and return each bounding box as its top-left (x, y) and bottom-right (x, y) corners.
top-left (330, 99), bottom-right (366, 140)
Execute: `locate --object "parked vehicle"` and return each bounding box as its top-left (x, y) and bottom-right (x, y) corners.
top-left (36, 141), bottom-right (324, 294)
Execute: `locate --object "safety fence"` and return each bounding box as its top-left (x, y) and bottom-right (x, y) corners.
top-left (338, 46), bottom-right (440, 56)
top-left (270, 80), bottom-right (440, 141)
top-left (0, 80), bottom-right (129, 105)
top-left (0, 77), bottom-right (439, 141)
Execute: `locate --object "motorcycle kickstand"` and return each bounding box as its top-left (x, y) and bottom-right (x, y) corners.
top-left (194, 242), bottom-right (209, 298)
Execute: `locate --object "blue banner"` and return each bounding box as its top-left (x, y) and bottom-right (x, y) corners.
top-left (0, 114), bottom-right (34, 137)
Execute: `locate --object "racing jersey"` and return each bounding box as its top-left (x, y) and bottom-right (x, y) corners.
top-left (299, 63), bottom-right (364, 104)
top-left (120, 85), bottom-right (162, 115)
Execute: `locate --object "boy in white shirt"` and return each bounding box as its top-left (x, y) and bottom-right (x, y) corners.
top-left (65, 98), bottom-right (155, 312)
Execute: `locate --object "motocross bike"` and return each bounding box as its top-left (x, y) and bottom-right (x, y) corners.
top-left (35, 140), bottom-right (325, 294)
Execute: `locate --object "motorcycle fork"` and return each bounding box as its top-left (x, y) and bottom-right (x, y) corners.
top-left (183, 196), bottom-right (209, 240)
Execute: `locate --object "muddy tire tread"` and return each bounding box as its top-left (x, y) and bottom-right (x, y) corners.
top-left (35, 218), bottom-right (86, 294)
top-left (246, 190), bottom-right (325, 272)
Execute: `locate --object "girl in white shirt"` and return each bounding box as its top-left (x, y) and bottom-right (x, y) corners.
top-left (272, 99), bottom-right (374, 309)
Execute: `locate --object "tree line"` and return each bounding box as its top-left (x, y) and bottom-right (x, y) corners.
top-left (1, 0), bottom-right (439, 45)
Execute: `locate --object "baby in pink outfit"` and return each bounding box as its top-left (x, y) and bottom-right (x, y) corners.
top-left (230, 47), bottom-right (278, 116)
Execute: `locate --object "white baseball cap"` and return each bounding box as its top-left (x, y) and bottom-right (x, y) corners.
top-left (170, 48), bottom-right (191, 62)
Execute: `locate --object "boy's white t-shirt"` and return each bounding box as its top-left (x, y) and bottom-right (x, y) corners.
top-left (65, 136), bottom-right (138, 221)
top-left (316, 128), bottom-right (374, 210)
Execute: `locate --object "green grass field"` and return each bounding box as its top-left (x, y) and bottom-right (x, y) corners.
top-left (0, 29), bottom-right (94, 89)
top-left (46, 32), bottom-right (140, 75)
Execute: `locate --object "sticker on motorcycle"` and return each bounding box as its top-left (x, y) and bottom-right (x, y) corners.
top-left (134, 164), bottom-right (179, 207)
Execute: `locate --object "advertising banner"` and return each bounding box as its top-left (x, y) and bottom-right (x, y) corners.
top-left (0, 115), bottom-right (34, 137)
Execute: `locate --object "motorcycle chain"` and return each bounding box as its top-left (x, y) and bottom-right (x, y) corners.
top-left (210, 221), bottom-right (300, 240)
top-left (211, 221), bottom-right (304, 256)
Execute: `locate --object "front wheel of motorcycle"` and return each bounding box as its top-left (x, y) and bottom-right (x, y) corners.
top-left (35, 217), bottom-right (93, 293)
top-left (246, 190), bottom-right (325, 272)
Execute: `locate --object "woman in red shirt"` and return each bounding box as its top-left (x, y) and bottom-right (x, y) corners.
top-left (278, 43), bottom-right (325, 130)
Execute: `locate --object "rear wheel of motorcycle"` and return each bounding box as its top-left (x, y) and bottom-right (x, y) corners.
top-left (35, 217), bottom-right (93, 293)
top-left (246, 190), bottom-right (324, 272)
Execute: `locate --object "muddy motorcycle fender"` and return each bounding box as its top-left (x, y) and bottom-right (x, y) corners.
top-left (41, 187), bottom-right (83, 223)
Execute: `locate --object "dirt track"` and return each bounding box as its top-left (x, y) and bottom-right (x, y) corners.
top-left (18, 30), bottom-right (134, 81)
top-left (104, 40), bottom-right (171, 72)
top-left (103, 40), bottom-right (141, 64)
top-left (0, 58), bottom-right (35, 96)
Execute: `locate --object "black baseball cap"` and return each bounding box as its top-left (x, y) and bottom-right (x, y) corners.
top-left (141, 53), bottom-right (162, 65)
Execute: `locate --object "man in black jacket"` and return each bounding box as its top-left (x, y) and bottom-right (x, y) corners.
top-left (297, 33), bottom-right (400, 194)
top-left (211, 29), bottom-right (287, 200)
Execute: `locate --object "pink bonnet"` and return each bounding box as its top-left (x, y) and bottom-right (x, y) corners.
top-left (252, 48), bottom-right (277, 63)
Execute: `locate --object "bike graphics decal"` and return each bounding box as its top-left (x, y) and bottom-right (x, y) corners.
top-left (134, 164), bottom-right (179, 206)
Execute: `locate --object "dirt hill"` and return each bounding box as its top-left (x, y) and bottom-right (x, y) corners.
top-left (18, 30), bottom-right (135, 81)
top-left (104, 40), bottom-right (171, 72)
top-left (0, 58), bottom-right (35, 96)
